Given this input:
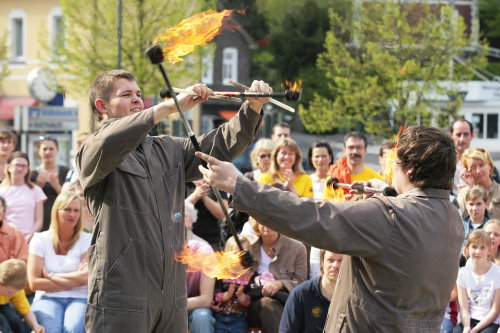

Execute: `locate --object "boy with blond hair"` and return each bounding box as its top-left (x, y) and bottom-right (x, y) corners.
top-left (0, 259), bottom-right (44, 333)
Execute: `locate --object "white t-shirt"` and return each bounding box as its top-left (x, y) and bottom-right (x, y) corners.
top-left (310, 173), bottom-right (326, 201)
top-left (29, 229), bottom-right (92, 299)
top-left (0, 184), bottom-right (46, 235)
top-left (258, 247), bottom-right (273, 274)
top-left (457, 263), bottom-right (500, 323)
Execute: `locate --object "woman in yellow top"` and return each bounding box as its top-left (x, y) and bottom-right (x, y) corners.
top-left (258, 139), bottom-right (313, 198)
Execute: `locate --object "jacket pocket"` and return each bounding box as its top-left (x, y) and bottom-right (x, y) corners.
top-left (162, 164), bottom-right (185, 250)
top-left (116, 157), bottom-right (150, 215)
top-left (103, 238), bottom-right (147, 311)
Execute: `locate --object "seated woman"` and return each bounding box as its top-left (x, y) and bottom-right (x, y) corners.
top-left (27, 191), bottom-right (91, 333)
top-left (258, 139), bottom-right (313, 198)
top-left (246, 217), bottom-right (307, 333)
top-left (458, 148), bottom-right (500, 220)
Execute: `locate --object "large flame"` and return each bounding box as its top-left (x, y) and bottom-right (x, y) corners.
top-left (176, 245), bottom-right (251, 280)
top-left (384, 126), bottom-right (406, 184)
top-left (154, 9), bottom-right (233, 64)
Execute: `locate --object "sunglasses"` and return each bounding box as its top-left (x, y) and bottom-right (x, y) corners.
top-left (259, 154), bottom-right (271, 159)
top-left (37, 135), bottom-right (58, 143)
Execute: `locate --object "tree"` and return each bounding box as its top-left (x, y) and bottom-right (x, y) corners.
top-left (300, 2), bottom-right (488, 136)
top-left (478, 0), bottom-right (500, 75)
top-left (51, 0), bottom-right (213, 108)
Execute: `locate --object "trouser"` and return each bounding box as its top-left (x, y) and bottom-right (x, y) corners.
top-left (0, 305), bottom-right (31, 333)
top-left (85, 273), bottom-right (188, 333)
top-left (246, 297), bottom-right (284, 333)
top-left (32, 297), bottom-right (86, 333)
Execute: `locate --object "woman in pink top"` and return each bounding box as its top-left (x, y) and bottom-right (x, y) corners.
top-left (0, 152), bottom-right (46, 242)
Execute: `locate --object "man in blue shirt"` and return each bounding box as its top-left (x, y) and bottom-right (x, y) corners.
top-left (279, 250), bottom-right (343, 333)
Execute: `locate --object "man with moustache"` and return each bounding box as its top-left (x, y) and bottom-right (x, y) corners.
top-left (323, 132), bottom-right (383, 199)
top-left (279, 250), bottom-right (343, 333)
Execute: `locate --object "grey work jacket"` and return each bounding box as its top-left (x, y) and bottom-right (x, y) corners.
top-left (76, 104), bottom-right (261, 330)
top-left (230, 177), bottom-right (464, 333)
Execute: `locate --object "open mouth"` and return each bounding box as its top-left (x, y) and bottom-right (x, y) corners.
top-left (130, 108), bottom-right (142, 113)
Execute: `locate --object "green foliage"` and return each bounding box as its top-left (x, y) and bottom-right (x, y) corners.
top-left (0, 33), bottom-right (9, 82)
top-left (479, 0), bottom-right (500, 38)
top-left (51, 0), bottom-right (213, 100)
top-left (300, 2), bottom-right (488, 136)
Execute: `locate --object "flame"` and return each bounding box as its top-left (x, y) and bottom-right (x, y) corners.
top-left (284, 80), bottom-right (303, 92)
top-left (154, 9), bottom-right (233, 64)
top-left (175, 245), bottom-right (251, 280)
top-left (384, 126), bottom-right (406, 184)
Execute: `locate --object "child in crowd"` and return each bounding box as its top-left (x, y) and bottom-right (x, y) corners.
top-left (483, 220), bottom-right (500, 266)
top-left (460, 186), bottom-right (490, 267)
top-left (463, 186), bottom-right (490, 243)
top-left (0, 259), bottom-right (44, 333)
top-left (212, 236), bottom-right (254, 333)
top-left (455, 230), bottom-right (500, 333)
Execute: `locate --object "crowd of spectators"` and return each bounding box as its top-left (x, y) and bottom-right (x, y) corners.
top-left (1, 117), bottom-right (499, 333)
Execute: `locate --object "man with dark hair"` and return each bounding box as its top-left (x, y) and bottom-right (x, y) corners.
top-left (323, 131), bottom-right (383, 199)
top-left (279, 250), bottom-right (342, 333)
top-left (77, 69), bottom-right (271, 332)
top-left (195, 125), bottom-right (464, 332)
top-left (271, 122), bottom-right (291, 142)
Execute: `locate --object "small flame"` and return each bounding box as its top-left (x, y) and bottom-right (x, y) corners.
top-left (384, 126), bottom-right (406, 184)
top-left (284, 80), bottom-right (303, 92)
top-left (176, 245), bottom-right (251, 280)
top-left (154, 9), bottom-right (233, 64)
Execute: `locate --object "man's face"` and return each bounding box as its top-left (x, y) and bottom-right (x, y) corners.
top-left (344, 137), bottom-right (367, 167)
top-left (98, 78), bottom-right (144, 119)
top-left (271, 127), bottom-right (291, 142)
top-left (323, 252), bottom-right (343, 283)
top-left (451, 121), bottom-right (473, 155)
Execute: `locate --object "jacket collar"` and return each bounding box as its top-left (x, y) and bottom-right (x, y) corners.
top-left (399, 187), bottom-right (450, 200)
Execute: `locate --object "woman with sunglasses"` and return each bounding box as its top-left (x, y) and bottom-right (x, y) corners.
top-left (31, 137), bottom-right (70, 232)
top-left (0, 152), bottom-right (46, 242)
top-left (457, 147), bottom-right (500, 220)
top-left (245, 139), bottom-right (276, 181)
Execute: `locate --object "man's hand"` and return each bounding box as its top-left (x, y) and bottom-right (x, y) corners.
top-left (176, 83), bottom-right (214, 111)
top-left (245, 80), bottom-right (272, 113)
top-left (195, 152), bottom-right (239, 195)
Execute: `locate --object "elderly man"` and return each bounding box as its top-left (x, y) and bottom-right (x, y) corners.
top-left (195, 126), bottom-right (463, 332)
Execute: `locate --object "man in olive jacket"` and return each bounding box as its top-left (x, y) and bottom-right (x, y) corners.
top-left (196, 126), bottom-right (464, 333)
top-left (77, 70), bottom-right (270, 332)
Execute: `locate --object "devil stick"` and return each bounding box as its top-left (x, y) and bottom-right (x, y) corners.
top-left (146, 45), bottom-right (253, 268)
top-left (327, 177), bottom-right (398, 197)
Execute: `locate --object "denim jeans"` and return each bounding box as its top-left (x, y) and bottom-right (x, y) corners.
top-left (0, 304), bottom-right (31, 333)
top-left (440, 317), bottom-right (455, 333)
top-left (31, 297), bottom-right (86, 333)
top-left (214, 313), bottom-right (249, 333)
top-left (188, 308), bottom-right (215, 333)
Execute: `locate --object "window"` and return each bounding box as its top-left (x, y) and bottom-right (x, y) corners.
top-left (8, 9), bottom-right (27, 61)
top-left (222, 47), bottom-right (238, 85)
top-left (49, 7), bottom-right (64, 56)
top-left (201, 53), bottom-right (213, 84)
top-left (471, 113), bottom-right (499, 139)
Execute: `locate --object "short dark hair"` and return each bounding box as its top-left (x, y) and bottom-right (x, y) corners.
top-left (379, 140), bottom-right (396, 157)
top-left (449, 119), bottom-right (473, 134)
top-left (397, 126), bottom-right (455, 190)
top-left (308, 141), bottom-right (334, 170)
top-left (272, 122), bottom-right (291, 134)
top-left (344, 131), bottom-right (367, 148)
top-left (89, 70), bottom-right (137, 121)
